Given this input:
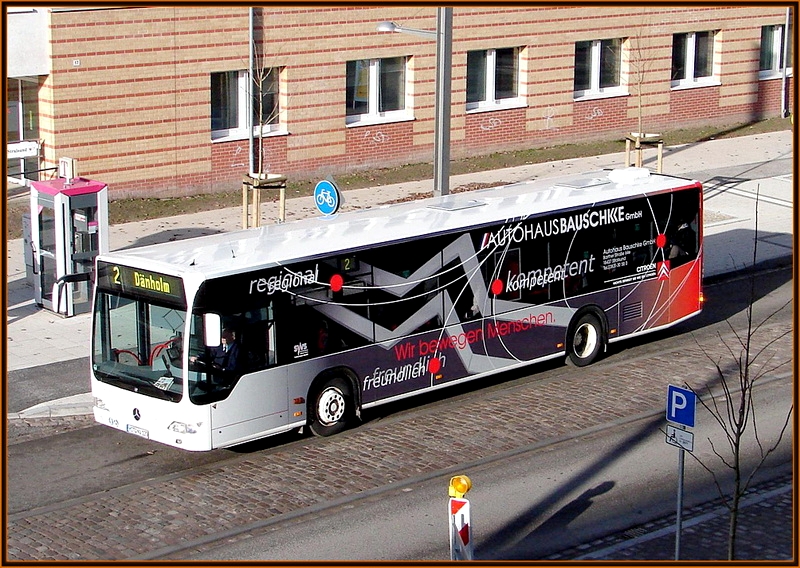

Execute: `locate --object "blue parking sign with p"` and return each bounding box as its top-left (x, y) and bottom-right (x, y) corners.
top-left (666, 385), bottom-right (696, 428)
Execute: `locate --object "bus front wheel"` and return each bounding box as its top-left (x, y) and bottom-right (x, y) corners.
top-left (567, 313), bottom-right (604, 367)
top-left (309, 376), bottom-right (354, 437)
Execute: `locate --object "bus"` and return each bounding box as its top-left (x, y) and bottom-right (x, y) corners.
top-left (90, 167), bottom-right (703, 451)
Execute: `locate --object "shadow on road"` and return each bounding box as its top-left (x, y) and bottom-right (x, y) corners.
top-left (476, 414), bottom-right (662, 560)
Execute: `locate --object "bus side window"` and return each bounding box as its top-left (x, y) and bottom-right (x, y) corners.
top-left (667, 216), bottom-right (698, 268)
top-left (239, 321), bottom-right (264, 370)
top-left (239, 307), bottom-right (278, 371)
top-left (659, 190), bottom-right (699, 269)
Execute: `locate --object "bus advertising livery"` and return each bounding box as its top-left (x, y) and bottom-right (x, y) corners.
top-left (91, 168), bottom-right (702, 450)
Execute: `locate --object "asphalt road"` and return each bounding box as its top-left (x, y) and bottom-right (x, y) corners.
top-left (7, 357), bottom-right (90, 413)
top-left (182, 377), bottom-right (792, 560)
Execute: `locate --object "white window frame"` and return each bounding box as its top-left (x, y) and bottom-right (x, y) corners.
top-left (671, 31), bottom-right (719, 89)
top-left (574, 39), bottom-right (626, 100)
top-left (346, 57), bottom-right (412, 127)
top-left (211, 70), bottom-right (248, 142)
top-left (466, 47), bottom-right (524, 113)
top-left (252, 67), bottom-right (282, 138)
top-left (211, 69), bottom-right (283, 142)
top-left (759, 24), bottom-right (793, 79)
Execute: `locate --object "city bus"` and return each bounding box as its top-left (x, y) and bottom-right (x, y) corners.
top-left (90, 167), bottom-right (703, 451)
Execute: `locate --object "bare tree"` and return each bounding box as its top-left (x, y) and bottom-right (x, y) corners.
top-left (626, 16), bottom-right (651, 166)
top-left (685, 190), bottom-right (792, 560)
top-left (250, 22), bottom-right (280, 179)
top-left (242, 9), bottom-right (286, 227)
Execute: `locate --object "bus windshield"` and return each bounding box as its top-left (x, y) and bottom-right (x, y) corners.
top-left (92, 290), bottom-right (186, 402)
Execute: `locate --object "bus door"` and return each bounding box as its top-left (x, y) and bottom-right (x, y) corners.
top-left (210, 366), bottom-right (289, 447)
top-left (203, 305), bottom-right (290, 447)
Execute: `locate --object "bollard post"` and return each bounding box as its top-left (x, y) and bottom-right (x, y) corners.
top-left (244, 174), bottom-right (287, 226)
top-left (242, 177), bottom-right (250, 229)
top-left (252, 181), bottom-right (260, 228)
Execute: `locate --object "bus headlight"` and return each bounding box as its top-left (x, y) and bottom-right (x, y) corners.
top-left (93, 397), bottom-right (107, 410)
top-left (168, 422), bottom-right (198, 434)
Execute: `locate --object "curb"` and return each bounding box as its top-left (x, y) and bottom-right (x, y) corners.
top-left (6, 393), bottom-right (94, 421)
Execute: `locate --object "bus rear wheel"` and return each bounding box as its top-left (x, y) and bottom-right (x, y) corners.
top-left (309, 376), bottom-right (354, 437)
top-left (567, 313), bottom-right (604, 367)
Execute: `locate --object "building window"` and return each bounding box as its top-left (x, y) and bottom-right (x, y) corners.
top-left (252, 67), bottom-right (281, 135)
top-left (574, 38), bottom-right (624, 98)
top-left (211, 69), bottom-right (281, 141)
top-left (671, 31), bottom-right (716, 87)
top-left (211, 70), bottom-right (245, 139)
top-left (6, 77), bottom-right (40, 184)
top-left (760, 23), bottom-right (793, 78)
top-left (346, 57), bottom-right (408, 125)
top-left (466, 47), bottom-right (521, 111)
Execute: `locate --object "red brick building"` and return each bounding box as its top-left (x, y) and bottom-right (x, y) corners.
top-left (6, 6), bottom-right (794, 198)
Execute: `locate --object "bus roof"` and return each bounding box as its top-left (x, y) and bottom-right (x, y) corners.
top-left (103, 168), bottom-right (700, 280)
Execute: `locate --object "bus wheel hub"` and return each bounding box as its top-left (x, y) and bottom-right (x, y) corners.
top-left (574, 322), bottom-right (598, 358)
top-left (318, 387), bottom-right (345, 425)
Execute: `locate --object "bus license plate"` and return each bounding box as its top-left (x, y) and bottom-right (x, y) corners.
top-left (127, 424), bottom-right (149, 439)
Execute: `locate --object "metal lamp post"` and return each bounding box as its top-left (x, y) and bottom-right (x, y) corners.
top-left (377, 8), bottom-right (452, 196)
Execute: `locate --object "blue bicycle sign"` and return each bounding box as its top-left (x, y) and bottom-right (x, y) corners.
top-left (314, 179), bottom-right (341, 216)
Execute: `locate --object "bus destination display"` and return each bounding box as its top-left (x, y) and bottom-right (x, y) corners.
top-left (97, 261), bottom-right (185, 305)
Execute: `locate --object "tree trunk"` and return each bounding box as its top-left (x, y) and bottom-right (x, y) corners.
top-left (728, 490), bottom-right (740, 560)
top-left (257, 80), bottom-right (264, 176)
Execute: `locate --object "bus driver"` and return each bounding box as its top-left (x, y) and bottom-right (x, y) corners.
top-left (190, 328), bottom-right (240, 372)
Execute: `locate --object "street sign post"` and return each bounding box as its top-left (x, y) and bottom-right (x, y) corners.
top-left (314, 179), bottom-right (341, 216)
top-left (666, 384), bottom-right (696, 427)
top-left (665, 384), bottom-right (697, 560)
top-left (665, 424), bottom-right (694, 452)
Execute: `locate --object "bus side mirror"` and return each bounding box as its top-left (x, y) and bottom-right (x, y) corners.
top-left (204, 313), bottom-right (221, 347)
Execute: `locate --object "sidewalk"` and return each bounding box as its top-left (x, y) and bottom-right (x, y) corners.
top-left (5, 130), bottom-right (794, 402)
